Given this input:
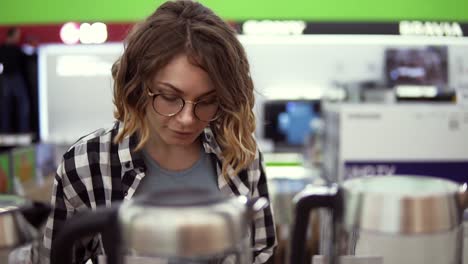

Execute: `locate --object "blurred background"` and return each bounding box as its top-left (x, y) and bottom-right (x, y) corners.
top-left (0, 0), bottom-right (467, 263)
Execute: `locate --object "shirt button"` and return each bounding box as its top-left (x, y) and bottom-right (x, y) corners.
top-left (125, 162), bottom-right (131, 168)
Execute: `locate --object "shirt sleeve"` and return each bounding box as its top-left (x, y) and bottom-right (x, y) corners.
top-left (251, 150), bottom-right (277, 264)
top-left (32, 159), bottom-right (99, 264)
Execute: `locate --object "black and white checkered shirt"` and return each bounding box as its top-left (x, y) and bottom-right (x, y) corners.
top-left (36, 121), bottom-right (276, 264)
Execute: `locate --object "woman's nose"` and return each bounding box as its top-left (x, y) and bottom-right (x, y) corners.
top-left (175, 102), bottom-right (197, 124)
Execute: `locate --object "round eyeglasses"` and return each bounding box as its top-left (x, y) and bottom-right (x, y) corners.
top-left (148, 91), bottom-right (220, 122)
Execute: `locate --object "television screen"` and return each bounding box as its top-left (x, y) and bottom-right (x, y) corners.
top-left (39, 44), bottom-right (120, 143)
top-left (263, 100), bottom-right (321, 151)
top-left (385, 46), bottom-right (448, 88)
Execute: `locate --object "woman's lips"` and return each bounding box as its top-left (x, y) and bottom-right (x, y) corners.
top-left (171, 130), bottom-right (193, 137)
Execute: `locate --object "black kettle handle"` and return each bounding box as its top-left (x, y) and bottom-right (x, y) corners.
top-left (289, 185), bottom-right (343, 264)
top-left (20, 201), bottom-right (52, 229)
top-left (51, 207), bottom-right (121, 264)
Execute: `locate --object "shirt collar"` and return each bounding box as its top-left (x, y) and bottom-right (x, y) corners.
top-left (202, 126), bottom-right (223, 156)
top-left (115, 123), bottom-right (250, 197)
top-left (115, 124), bottom-right (223, 172)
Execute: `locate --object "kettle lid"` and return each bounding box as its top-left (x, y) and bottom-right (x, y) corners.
top-left (342, 175), bottom-right (465, 234)
top-left (119, 189), bottom-right (249, 258)
top-left (343, 175), bottom-right (460, 196)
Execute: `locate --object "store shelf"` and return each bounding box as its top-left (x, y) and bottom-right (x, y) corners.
top-left (0, 134), bottom-right (33, 146)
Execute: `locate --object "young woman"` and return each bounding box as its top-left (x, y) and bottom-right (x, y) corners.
top-left (35, 1), bottom-right (276, 263)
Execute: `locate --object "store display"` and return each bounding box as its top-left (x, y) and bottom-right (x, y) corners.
top-left (322, 104), bottom-right (468, 183)
top-left (51, 189), bottom-right (269, 264)
top-left (290, 175), bottom-right (468, 264)
top-left (37, 36), bottom-right (468, 146)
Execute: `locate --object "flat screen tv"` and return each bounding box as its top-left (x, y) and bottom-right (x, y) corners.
top-left (263, 100), bottom-right (321, 152)
top-left (385, 46), bottom-right (448, 89)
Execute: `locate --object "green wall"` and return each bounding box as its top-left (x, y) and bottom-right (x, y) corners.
top-left (0, 0), bottom-right (467, 25)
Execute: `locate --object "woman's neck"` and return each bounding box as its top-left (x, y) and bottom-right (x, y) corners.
top-left (144, 137), bottom-right (202, 171)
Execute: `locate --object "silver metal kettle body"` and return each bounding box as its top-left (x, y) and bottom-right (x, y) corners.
top-left (52, 189), bottom-right (269, 264)
top-left (290, 175), bottom-right (468, 264)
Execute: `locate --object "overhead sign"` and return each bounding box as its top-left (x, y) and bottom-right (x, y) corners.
top-left (242, 20), bottom-right (306, 35)
top-left (399, 21), bottom-right (464, 37)
top-left (237, 20), bottom-right (467, 37)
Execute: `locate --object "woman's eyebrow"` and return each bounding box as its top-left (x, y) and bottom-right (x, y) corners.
top-left (156, 82), bottom-right (182, 93)
top-left (156, 81), bottom-right (216, 97)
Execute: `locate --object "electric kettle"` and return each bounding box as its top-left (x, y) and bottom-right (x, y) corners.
top-left (51, 189), bottom-right (269, 264)
top-left (290, 175), bottom-right (468, 264)
top-left (0, 195), bottom-right (51, 262)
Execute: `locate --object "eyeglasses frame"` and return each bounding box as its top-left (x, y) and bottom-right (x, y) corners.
top-left (147, 91), bottom-right (220, 122)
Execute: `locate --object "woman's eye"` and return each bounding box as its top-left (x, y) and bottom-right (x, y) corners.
top-left (161, 94), bottom-right (179, 101)
top-left (198, 98), bottom-right (217, 105)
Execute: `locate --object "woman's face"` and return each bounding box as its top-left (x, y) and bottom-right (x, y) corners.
top-left (145, 53), bottom-right (216, 149)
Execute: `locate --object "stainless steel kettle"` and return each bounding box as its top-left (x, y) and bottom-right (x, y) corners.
top-left (0, 195), bottom-right (51, 262)
top-left (290, 175), bottom-right (468, 264)
top-left (51, 189), bottom-right (269, 264)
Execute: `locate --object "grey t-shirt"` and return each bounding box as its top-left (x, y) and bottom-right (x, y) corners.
top-left (135, 147), bottom-right (220, 196)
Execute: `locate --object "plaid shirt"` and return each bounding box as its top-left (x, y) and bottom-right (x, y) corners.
top-left (35, 121), bottom-right (276, 264)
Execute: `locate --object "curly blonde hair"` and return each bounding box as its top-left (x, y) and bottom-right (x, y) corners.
top-left (111, 0), bottom-right (256, 178)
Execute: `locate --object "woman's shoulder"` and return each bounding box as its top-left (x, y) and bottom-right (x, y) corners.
top-left (58, 122), bottom-right (123, 170)
top-left (66, 122), bottom-right (120, 153)
top-left (55, 122), bottom-right (122, 204)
